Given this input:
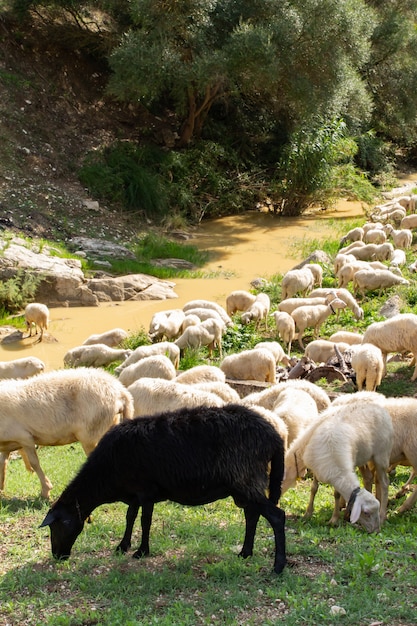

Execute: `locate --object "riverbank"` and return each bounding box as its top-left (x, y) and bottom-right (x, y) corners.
top-left (0, 201), bottom-right (365, 371)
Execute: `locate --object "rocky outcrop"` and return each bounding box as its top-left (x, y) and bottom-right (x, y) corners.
top-left (0, 237), bottom-right (178, 306)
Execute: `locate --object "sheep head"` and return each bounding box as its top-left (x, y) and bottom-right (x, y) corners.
top-left (345, 487), bottom-right (381, 533)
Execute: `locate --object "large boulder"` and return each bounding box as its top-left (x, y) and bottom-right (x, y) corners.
top-left (0, 237), bottom-right (178, 306)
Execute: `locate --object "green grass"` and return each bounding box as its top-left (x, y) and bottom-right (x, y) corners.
top-left (1, 446), bottom-right (416, 625)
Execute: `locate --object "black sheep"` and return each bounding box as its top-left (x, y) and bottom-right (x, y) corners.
top-left (40, 403), bottom-right (287, 574)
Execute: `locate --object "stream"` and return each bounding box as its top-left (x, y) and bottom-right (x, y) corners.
top-left (0, 200), bottom-right (365, 371)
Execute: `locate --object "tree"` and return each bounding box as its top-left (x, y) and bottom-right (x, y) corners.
top-left (362, 1), bottom-right (417, 147)
top-left (107, 0), bottom-right (377, 146)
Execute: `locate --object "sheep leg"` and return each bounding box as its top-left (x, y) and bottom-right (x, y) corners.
top-left (259, 500), bottom-right (286, 574)
top-left (132, 502), bottom-right (154, 558)
top-left (117, 501), bottom-right (140, 553)
top-left (395, 469), bottom-right (416, 498)
top-left (411, 356), bottom-right (417, 381)
top-left (359, 464), bottom-right (374, 493)
top-left (374, 466), bottom-right (389, 521)
top-left (397, 482), bottom-right (417, 514)
top-left (19, 449), bottom-right (34, 472)
top-left (0, 452), bottom-right (9, 491)
top-left (21, 445), bottom-right (53, 498)
top-left (304, 475), bottom-right (319, 518)
top-left (328, 489), bottom-right (342, 526)
top-left (240, 503), bottom-right (261, 559)
top-left (240, 500), bottom-right (286, 574)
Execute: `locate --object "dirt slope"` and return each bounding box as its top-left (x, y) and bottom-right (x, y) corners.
top-left (0, 13), bottom-right (161, 244)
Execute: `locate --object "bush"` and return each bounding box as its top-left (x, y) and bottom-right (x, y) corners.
top-left (273, 119), bottom-right (356, 216)
top-left (0, 270), bottom-right (43, 314)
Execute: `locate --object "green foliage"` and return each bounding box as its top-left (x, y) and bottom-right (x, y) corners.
top-left (0, 270), bottom-right (43, 313)
top-left (274, 119), bottom-right (355, 216)
top-left (134, 233), bottom-right (209, 266)
top-left (78, 139), bottom-right (262, 223)
top-left (222, 320), bottom-right (265, 355)
top-left (78, 142), bottom-right (168, 218)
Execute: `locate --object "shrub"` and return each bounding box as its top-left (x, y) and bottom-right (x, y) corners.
top-left (0, 270), bottom-right (43, 314)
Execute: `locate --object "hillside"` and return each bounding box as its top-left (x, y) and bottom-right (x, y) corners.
top-left (0, 13), bottom-right (168, 245)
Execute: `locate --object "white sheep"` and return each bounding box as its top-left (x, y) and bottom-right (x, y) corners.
top-left (175, 365), bottom-right (226, 384)
top-left (332, 392), bottom-right (417, 514)
top-left (63, 343), bottom-right (132, 368)
top-left (363, 228), bottom-right (387, 244)
top-left (191, 380), bottom-right (241, 404)
top-left (272, 311), bottom-right (296, 356)
top-left (347, 243), bottom-right (378, 261)
top-left (306, 263), bottom-right (323, 288)
top-left (24, 302), bottom-right (49, 341)
top-left (253, 340), bottom-right (290, 367)
top-left (380, 207), bottom-right (407, 224)
top-left (148, 309), bottom-right (186, 341)
top-left (362, 314), bottom-right (417, 380)
top-left (181, 313), bottom-right (202, 331)
top-left (114, 342), bottom-right (180, 374)
top-left (182, 300), bottom-right (232, 326)
top-left (400, 213), bottom-right (417, 230)
top-left (336, 260), bottom-right (387, 289)
top-left (390, 248), bottom-right (407, 267)
top-left (240, 293), bottom-right (270, 329)
top-left (280, 267), bottom-right (315, 300)
top-left (0, 368), bottom-right (134, 498)
top-left (281, 400), bottom-right (393, 530)
top-left (118, 354), bottom-right (177, 387)
top-left (374, 242), bottom-right (395, 262)
top-left (351, 343), bottom-right (384, 391)
top-left (304, 339), bottom-right (350, 364)
top-left (278, 296), bottom-right (329, 315)
top-left (242, 378), bottom-right (331, 413)
top-left (353, 268), bottom-right (409, 297)
top-left (0, 357), bottom-right (45, 379)
top-left (181, 307), bottom-right (226, 326)
top-left (309, 287), bottom-right (364, 321)
top-left (380, 396), bottom-right (417, 513)
top-left (220, 348), bottom-right (276, 383)
top-left (339, 227), bottom-right (364, 246)
top-left (291, 298), bottom-right (347, 349)
top-left (333, 253), bottom-right (357, 275)
top-left (383, 224), bottom-right (413, 249)
top-left (272, 387), bottom-right (319, 446)
top-left (175, 318), bottom-right (224, 358)
top-left (328, 331), bottom-right (363, 345)
top-left (127, 377), bottom-right (224, 416)
top-left (225, 290), bottom-right (256, 316)
top-left (82, 328), bottom-right (129, 347)
top-left (339, 240), bottom-right (366, 255)
top-left (363, 221), bottom-right (384, 233)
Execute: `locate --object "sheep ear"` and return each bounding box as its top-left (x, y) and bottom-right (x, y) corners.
top-left (349, 499), bottom-right (362, 524)
top-left (39, 510), bottom-right (57, 528)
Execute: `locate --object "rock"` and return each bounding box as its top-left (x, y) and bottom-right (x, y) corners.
top-left (68, 237), bottom-right (136, 260)
top-left (291, 249), bottom-right (332, 269)
top-left (0, 237), bottom-right (178, 306)
top-left (151, 258), bottom-right (196, 270)
top-left (379, 295), bottom-right (402, 318)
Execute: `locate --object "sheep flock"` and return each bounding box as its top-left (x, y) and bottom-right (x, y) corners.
top-left (2, 185), bottom-right (417, 576)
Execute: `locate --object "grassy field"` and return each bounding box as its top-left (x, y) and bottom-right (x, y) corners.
top-left (1, 443), bottom-right (417, 626)
top-left (2, 216), bottom-right (417, 625)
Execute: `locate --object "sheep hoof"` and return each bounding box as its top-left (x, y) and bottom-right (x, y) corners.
top-left (238, 548), bottom-right (253, 559)
top-left (116, 542), bottom-right (130, 554)
top-left (132, 547), bottom-right (149, 559)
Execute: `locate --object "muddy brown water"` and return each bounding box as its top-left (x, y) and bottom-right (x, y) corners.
top-left (0, 201), bottom-right (365, 371)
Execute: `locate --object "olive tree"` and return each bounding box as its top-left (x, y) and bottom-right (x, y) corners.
top-left (107, 0), bottom-right (376, 146)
